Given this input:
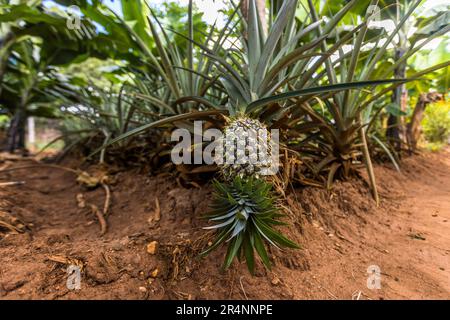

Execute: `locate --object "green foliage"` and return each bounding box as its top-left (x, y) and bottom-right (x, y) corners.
top-left (408, 38), bottom-right (450, 94)
top-left (63, 58), bottom-right (122, 90)
top-left (423, 101), bottom-right (450, 144)
top-left (0, 114), bottom-right (8, 129)
top-left (151, 1), bottom-right (208, 55)
top-left (203, 176), bottom-right (299, 274)
top-left (287, 0), bottom-right (449, 193)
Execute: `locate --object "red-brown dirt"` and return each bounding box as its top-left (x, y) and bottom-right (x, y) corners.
top-left (0, 149), bottom-right (449, 300)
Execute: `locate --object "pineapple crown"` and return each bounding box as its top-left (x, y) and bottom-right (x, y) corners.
top-left (202, 176), bottom-right (299, 274)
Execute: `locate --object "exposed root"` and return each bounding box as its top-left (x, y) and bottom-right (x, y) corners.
top-left (101, 183), bottom-right (111, 218)
top-left (76, 172), bottom-right (112, 235)
top-left (90, 204), bottom-right (107, 236)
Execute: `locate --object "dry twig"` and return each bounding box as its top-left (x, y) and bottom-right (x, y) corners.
top-left (239, 276), bottom-right (249, 300)
top-left (101, 183), bottom-right (111, 218)
top-left (0, 181), bottom-right (25, 187)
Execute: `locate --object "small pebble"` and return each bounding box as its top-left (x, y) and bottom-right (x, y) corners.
top-left (151, 268), bottom-right (159, 278)
top-left (146, 241), bottom-right (158, 254)
top-left (271, 277), bottom-right (281, 285)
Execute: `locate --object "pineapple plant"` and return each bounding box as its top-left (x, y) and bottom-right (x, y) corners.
top-left (199, 1), bottom-right (304, 273)
top-left (91, 0), bottom-right (417, 273)
top-left (204, 114), bottom-right (297, 274)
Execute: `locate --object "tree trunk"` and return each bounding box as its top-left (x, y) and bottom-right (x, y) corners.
top-left (5, 66), bottom-right (37, 153)
top-left (241, 0), bottom-right (267, 35)
top-left (386, 48), bottom-right (408, 152)
top-left (6, 106), bottom-right (27, 152)
top-left (6, 81), bottom-right (34, 152)
top-left (406, 92), bottom-right (443, 152)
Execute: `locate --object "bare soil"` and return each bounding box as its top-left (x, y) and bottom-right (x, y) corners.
top-left (0, 149), bottom-right (449, 300)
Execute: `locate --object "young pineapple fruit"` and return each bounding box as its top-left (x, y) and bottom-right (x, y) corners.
top-left (215, 117), bottom-right (273, 180)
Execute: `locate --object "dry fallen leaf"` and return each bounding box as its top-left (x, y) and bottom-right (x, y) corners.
top-left (76, 171), bottom-right (100, 188)
top-left (77, 171), bottom-right (109, 188)
top-left (47, 255), bottom-right (85, 271)
top-left (271, 277), bottom-right (281, 285)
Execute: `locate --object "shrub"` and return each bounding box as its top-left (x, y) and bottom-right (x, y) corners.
top-left (422, 100), bottom-right (450, 145)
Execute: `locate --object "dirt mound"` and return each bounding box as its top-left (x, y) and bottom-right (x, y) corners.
top-left (0, 149), bottom-right (449, 299)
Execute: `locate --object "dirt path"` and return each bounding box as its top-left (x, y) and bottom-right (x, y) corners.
top-left (0, 150), bottom-right (449, 300)
top-left (372, 149), bottom-right (450, 298)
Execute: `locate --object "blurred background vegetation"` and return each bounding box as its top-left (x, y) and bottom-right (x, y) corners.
top-left (0, 0), bottom-right (448, 158)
